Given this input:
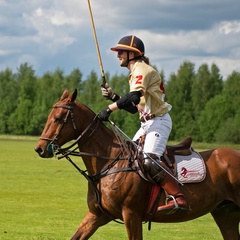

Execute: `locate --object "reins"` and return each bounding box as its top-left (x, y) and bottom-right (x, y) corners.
top-left (42, 102), bottom-right (139, 225)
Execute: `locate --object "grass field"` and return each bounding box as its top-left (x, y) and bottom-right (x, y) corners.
top-left (1, 135), bottom-right (239, 240)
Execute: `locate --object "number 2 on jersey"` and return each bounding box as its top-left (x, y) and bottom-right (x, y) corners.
top-left (135, 75), bottom-right (143, 84)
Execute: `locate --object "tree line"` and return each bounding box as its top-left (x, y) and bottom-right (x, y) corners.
top-left (0, 62), bottom-right (239, 143)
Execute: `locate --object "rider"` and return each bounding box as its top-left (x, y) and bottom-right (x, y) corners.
top-left (98, 35), bottom-right (188, 212)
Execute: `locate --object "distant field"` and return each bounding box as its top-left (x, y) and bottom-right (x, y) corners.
top-left (1, 135), bottom-right (239, 240)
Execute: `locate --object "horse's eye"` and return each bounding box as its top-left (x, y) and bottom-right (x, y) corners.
top-left (55, 117), bottom-right (63, 123)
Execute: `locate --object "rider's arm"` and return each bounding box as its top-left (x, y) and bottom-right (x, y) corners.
top-left (108, 91), bottom-right (141, 114)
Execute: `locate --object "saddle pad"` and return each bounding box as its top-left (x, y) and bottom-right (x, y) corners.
top-left (175, 150), bottom-right (206, 183)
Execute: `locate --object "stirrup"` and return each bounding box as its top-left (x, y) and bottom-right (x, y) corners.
top-left (166, 195), bottom-right (180, 214)
top-left (157, 195), bottom-right (180, 214)
top-left (164, 195), bottom-right (188, 214)
top-left (166, 195), bottom-right (179, 208)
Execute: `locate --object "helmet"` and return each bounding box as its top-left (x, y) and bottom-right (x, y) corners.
top-left (110, 35), bottom-right (145, 56)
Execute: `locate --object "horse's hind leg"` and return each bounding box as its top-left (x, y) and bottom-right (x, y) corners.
top-left (211, 203), bottom-right (240, 240)
top-left (71, 211), bottom-right (110, 240)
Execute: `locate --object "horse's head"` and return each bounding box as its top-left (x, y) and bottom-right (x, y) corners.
top-left (34, 89), bottom-right (95, 158)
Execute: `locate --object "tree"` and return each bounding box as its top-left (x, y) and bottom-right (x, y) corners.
top-left (216, 111), bottom-right (240, 143)
top-left (7, 63), bottom-right (37, 134)
top-left (210, 63), bottom-right (223, 94)
top-left (192, 63), bottom-right (223, 116)
top-left (214, 71), bottom-right (240, 143)
top-left (165, 61), bottom-right (195, 140)
top-left (64, 68), bottom-right (82, 92)
top-left (78, 70), bottom-right (102, 113)
top-left (0, 61), bottom-right (239, 144)
top-left (197, 95), bottom-right (229, 142)
top-left (222, 71), bottom-right (240, 115)
top-left (0, 68), bottom-right (18, 133)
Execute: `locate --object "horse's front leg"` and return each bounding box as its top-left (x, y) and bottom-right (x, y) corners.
top-left (71, 211), bottom-right (110, 240)
top-left (123, 209), bottom-right (143, 240)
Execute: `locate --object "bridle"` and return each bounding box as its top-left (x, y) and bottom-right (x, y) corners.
top-left (40, 104), bottom-right (76, 143)
top-left (40, 103), bottom-right (100, 158)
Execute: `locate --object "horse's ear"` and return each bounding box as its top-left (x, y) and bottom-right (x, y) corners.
top-left (69, 89), bottom-right (78, 102)
top-left (60, 89), bottom-right (69, 100)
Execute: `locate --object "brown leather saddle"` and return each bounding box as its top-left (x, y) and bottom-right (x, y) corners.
top-left (164, 137), bottom-right (193, 167)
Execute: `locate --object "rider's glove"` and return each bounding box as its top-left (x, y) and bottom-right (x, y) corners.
top-left (98, 106), bottom-right (112, 121)
top-left (101, 83), bottom-right (120, 102)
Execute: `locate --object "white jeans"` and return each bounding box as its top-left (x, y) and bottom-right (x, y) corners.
top-left (133, 113), bottom-right (172, 158)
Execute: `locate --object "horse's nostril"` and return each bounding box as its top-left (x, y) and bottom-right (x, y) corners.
top-left (35, 146), bottom-right (43, 155)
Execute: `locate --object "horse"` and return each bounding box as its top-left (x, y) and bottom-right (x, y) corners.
top-left (34, 89), bottom-right (240, 240)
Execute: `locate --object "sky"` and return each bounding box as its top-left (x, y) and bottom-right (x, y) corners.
top-left (0, 0), bottom-right (240, 80)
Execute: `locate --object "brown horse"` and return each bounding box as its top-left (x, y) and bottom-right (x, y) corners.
top-left (34, 89), bottom-right (240, 240)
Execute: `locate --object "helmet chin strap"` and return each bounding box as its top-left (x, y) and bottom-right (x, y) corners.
top-left (123, 52), bottom-right (130, 67)
top-left (124, 52), bottom-right (142, 67)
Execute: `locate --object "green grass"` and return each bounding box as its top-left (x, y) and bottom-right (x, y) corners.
top-left (1, 135), bottom-right (237, 239)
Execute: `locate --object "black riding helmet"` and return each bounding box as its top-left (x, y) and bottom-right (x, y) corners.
top-left (110, 35), bottom-right (145, 57)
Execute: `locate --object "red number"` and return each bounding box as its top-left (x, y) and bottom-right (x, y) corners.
top-left (160, 81), bottom-right (165, 93)
top-left (135, 75), bottom-right (143, 84)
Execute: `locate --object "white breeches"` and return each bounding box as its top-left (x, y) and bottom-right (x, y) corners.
top-left (133, 113), bottom-right (172, 158)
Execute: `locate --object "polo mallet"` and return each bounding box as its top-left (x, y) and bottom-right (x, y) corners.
top-left (87, 0), bottom-right (106, 87)
top-left (109, 119), bottom-right (184, 186)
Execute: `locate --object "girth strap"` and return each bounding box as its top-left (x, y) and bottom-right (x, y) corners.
top-left (89, 167), bottom-right (140, 181)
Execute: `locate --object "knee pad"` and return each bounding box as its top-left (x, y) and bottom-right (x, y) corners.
top-left (142, 157), bottom-right (166, 184)
top-left (142, 158), bottom-right (152, 172)
top-left (142, 155), bottom-right (163, 175)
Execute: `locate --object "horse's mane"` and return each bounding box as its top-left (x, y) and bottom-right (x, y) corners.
top-left (75, 100), bottom-right (96, 116)
top-left (74, 100), bottom-right (115, 136)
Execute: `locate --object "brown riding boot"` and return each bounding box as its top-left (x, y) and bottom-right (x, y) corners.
top-left (157, 163), bottom-right (188, 212)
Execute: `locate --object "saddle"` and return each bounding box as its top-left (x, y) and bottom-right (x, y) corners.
top-left (164, 137), bottom-right (193, 168)
top-left (166, 137), bottom-right (192, 155)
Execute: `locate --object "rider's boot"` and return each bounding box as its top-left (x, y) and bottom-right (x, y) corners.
top-left (143, 155), bottom-right (188, 212)
top-left (156, 161), bottom-right (188, 212)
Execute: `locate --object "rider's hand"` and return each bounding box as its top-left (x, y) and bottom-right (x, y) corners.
top-left (101, 83), bottom-right (114, 100)
top-left (98, 106), bottom-right (112, 121)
